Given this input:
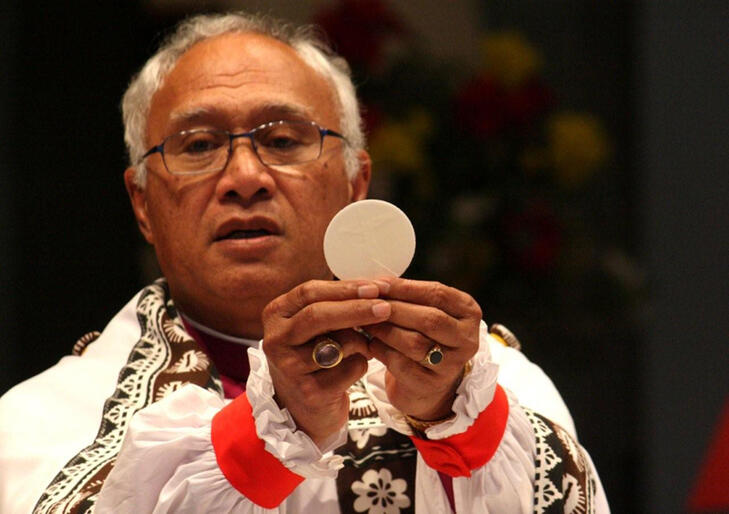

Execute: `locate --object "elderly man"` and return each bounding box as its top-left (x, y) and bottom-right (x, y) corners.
top-left (0, 11), bottom-right (608, 514)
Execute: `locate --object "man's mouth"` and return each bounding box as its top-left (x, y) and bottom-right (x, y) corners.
top-left (213, 217), bottom-right (282, 243)
top-left (219, 229), bottom-right (272, 240)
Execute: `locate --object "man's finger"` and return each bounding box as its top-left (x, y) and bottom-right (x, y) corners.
top-left (377, 278), bottom-right (481, 320)
top-left (268, 279), bottom-right (390, 318)
top-left (374, 300), bottom-right (467, 350)
top-left (309, 353), bottom-right (370, 391)
top-left (290, 328), bottom-right (372, 374)
top-left (269, 298), bottom-right (392, 347)
top-left (364, 322), bottom-right (445, 363)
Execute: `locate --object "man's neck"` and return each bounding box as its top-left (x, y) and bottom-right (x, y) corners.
top-left (180, 313), bottom-right (259, 347)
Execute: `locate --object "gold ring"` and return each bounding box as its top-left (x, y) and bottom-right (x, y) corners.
top-left (421, 343), bottom-right (444, 366)
top-left (312, 337), bottom-right (343, 369)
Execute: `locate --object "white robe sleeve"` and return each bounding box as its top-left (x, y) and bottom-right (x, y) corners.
top-left (94, 347), bottom-right (344, 514)
top-left (94, 386), bottom-right (253, 514)
top-left (0, 293), bottom-right (144, 514)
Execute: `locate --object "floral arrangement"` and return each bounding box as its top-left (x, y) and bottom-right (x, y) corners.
top-left (315, 0), bottom-right (642, 346)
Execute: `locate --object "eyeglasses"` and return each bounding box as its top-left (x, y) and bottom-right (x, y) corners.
top-left (141, 120), bottom-right (346, 176)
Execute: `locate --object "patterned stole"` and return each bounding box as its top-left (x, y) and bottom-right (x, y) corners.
top-left (526, 409), bottom-right (597, 514)
top-left (33, 280), bottom-right (222, 514)
top-left (335, 381), bottom-right (418, 513)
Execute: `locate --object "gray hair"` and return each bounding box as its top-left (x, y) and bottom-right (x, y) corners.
top-left (121, 11), bottom-right (364, 186)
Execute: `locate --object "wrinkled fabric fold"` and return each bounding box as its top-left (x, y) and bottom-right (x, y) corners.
top-left (95, 385), bottom-right (238, 513)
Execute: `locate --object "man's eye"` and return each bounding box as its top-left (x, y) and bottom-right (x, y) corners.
top-left (258, 125), bottom-right (311, 151)
top-left (265, 136), bottom-right (301, 150)
top-left (182, 138), bottom-right (223, 154)
top-left (256, 130), bottom-right (302, 151)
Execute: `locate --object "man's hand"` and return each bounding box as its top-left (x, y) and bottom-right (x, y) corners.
top-left (261, 280), bottom-right (391, 447)
top-left (363, 278), bottom-right (482, 421)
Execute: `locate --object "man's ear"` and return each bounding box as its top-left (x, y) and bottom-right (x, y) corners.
top-left (124, 167), bottom-right (155, 245)
top-left (348, 149), bottom-right (372, 202)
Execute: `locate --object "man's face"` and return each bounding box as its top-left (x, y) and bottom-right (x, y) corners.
top-left (125, 32), bottom-right (370, 337)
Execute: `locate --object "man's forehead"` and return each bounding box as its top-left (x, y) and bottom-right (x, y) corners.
top-left (148, 32), bottom-right (339, 135)
top-left (169, 32), bottom-right (315, 86)
top-left (167, 102), bottom-right (318, 129)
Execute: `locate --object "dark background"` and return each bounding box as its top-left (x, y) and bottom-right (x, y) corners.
top-left (1, 2), bottom-right (727, 513)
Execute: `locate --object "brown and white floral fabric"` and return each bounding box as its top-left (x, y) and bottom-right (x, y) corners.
top-left (526, 408), bottom-right (597, 514)
top-left (33, 280), bottom-right (222, 514)
top-left (335, 380), bottom-right (417, 513)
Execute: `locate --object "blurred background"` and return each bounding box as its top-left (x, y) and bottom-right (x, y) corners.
top-left (0, 1), bottom-right (727, 512)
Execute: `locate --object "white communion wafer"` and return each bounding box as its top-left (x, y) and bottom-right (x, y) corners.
top-left (323, 199), bottom-right (416, 280)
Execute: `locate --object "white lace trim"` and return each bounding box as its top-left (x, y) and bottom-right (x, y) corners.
top-left (245, 346), bottom-right (346, 479)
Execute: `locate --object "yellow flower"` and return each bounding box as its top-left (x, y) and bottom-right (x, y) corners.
top-left (547, 112), bottom-right (610, 188)
top-left (481, 31), bottom-right (541, 88)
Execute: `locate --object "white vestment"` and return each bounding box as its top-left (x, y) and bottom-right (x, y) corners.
top-left (0, 286), bottom-right (609, 513)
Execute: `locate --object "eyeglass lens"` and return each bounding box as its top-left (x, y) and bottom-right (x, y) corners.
top-left (162, 121), bottom-right (323, 174)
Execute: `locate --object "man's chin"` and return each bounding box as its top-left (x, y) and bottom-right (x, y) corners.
top-left (209, 266), bottom-right (309, 299)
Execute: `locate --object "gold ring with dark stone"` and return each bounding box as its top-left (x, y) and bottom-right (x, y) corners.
top-left (421, 343), bottom-right (444, 366)
top-left (312, 337), bottom-right (343, 369)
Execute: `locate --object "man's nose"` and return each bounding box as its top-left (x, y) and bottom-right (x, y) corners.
top-left (215, 137), bottom-right (277, 202)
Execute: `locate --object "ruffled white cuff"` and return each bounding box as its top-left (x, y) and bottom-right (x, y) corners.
top-left (245, 346), bottom-right (346, 479)
top-left (363, 321), bottom-right (499, 439)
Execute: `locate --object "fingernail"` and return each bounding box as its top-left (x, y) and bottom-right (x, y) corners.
top-left (358, 284), bottom-right (379, 298)
top-left (374, 280), bottom-right (391, 294)
top-left (371, 301), bottom-right (391, 318)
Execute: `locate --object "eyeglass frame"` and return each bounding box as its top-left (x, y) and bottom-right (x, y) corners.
top-left (140, 119), bottom-right (347, 176)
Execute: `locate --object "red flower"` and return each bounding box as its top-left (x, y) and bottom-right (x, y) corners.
top-left (503, 79), bottom-right (553, 131)
top-left (455, 74), bottom-right (552, 139)
top-left (500, 201), bottom-right (562, 273)
top-left (314, 0), bottom-right (404, 69)
top-left (455, 75), bottom-right (507, 139)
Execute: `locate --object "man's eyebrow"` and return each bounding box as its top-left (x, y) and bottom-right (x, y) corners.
top-left (255, 102), bottom-right (316, 120)
top-left (168, 106), bottom-right (217, 125)
top-left (167, 102), bottom-right (318, 127)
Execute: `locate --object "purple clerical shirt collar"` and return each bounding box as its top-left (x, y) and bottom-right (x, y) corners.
top-left (180, 314), bottom-right (258, 399)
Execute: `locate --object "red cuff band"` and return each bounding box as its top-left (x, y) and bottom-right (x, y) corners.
top-left (410, 384), bottom-right (510, 477)
top-left (211, 393), bottom-right (304, 508)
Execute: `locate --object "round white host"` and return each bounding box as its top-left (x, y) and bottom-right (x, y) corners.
top-left (323, 199), bottom-right (416, 280)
